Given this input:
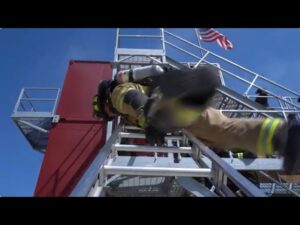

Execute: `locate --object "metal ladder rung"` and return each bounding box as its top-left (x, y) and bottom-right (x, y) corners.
top-left (118, 132), bottom-right (183, 141)
top-left (104, 165), bottom-right (212, 177)
top-left (113, 144), bottom-right (192, 154)
top-left (111, 156), bottom-right (199, 168)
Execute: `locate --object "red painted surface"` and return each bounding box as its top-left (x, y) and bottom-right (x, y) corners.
top-left (34, 61), bottom-right (112, 196)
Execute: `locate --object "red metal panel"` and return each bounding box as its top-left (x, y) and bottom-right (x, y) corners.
top-left (34, 61), bottom-right (112, 196)
top-left (56, 60), bottom-right (112, 119)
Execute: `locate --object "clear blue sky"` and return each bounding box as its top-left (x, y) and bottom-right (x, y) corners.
top-left (0, 28), bottom-right (300, 196)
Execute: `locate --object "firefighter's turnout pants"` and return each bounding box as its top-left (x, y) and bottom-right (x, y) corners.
top-left (111, 82), bottom-right (286, 157)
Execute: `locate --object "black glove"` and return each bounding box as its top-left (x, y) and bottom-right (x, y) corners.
top-left (145, 125), bottom-right (166, 146)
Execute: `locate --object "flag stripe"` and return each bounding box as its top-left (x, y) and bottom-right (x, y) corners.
top-left (198, 28), bottom-right (233, 50)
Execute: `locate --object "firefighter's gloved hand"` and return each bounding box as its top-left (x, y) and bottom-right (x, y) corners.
top-left (145, 125), bottom-right (165, 146)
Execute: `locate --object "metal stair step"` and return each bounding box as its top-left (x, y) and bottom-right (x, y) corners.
top-left (201, 156), bottom-right (285, 171)
top-left (175, 177), bottom-right (218, 197)
top-left (104, 165), bottom-right (212, 177)
top-left (222, 158), bottom-right (284, 171)
top-left (110, 155), bottom-right (200, 168)
top-left (123, 125), bottom-right (143, 130)
top-left (113, 143), bottom-right (192, 154)
top-left (118, 132), bottom-right (183, 141)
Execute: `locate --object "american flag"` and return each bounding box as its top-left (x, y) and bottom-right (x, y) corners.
top-left (198, 28), bottom-right (233, 50)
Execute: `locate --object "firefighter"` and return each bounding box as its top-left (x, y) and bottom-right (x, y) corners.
top-left (93, 64), bottom-right (300, 174)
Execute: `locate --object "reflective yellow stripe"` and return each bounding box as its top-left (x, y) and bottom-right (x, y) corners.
top-left (112, 83), bottom-right (148, 114)
top-left (257, 118), bottom-right (271, 155)
top-left (257, 118), bottom-right (282, 156)
top-left (266, 118), bottom-right (281, 156)
top-left (136, 84), bottom-right (147, 95)
top-left (237, 152), bottom-right (243, 159)
top-left (93, 96), bottom-right (98, 103)
top-left (94, 104), bottom-right (99, 112)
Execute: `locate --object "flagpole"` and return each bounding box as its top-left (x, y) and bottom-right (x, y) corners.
top-left (195, 28), bottom-right (205, 58)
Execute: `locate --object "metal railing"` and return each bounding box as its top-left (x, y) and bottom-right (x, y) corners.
top-left (13, 87), bottom-right (60, 115)
top-left (162, 29), bottom-right (300, 119)
top-left (183, 130), bottom-right (267, 197)
top-left (70, 126), bottom-right (122, 197)
top-left (113, 29), bottom-right (300, 121)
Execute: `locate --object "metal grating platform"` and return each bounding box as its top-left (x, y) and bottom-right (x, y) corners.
top-left (105, 176), bottom-right (189, 197)
top-left (11, 87), bottom-right (60, 152)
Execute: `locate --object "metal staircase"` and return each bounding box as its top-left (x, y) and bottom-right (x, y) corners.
top-left (70, 29), bottom-right (300, 197)
top-left (12, 29), bottom-right (300, 196)
top-left (71, 124), bottom-right (265, 197)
